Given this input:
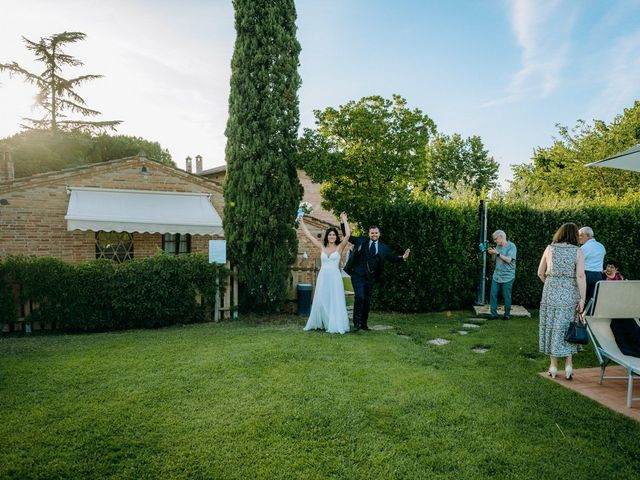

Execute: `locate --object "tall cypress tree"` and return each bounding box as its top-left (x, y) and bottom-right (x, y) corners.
top-left (224, 0), bottom-right (303, 313)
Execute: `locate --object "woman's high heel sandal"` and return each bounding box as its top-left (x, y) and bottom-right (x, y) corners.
top-left (548, 367), bottom-right (557, 379)
top-left (565, 366), bottom-right (573, 380)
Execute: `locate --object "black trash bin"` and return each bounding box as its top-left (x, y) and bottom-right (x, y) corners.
top-left (297, 283), bottom-right (313, 316)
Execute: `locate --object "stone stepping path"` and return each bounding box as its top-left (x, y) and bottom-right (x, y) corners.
top-left (466, 318), bottom-right (487, 325)
top-left (423, 313), bottom-right (498, 349)
top-left (370, 325), bottom-right (393, 331)
top-left (472, 347), bottom-right (490, 353)
top-left (520, 351), bottom-right (541, 361)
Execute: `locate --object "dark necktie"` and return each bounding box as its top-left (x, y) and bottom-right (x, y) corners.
top-left (370, 241), bottom-right (376, 256)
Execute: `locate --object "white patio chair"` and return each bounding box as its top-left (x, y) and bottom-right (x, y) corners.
top-left (585, 280), bottom-right (640, 408)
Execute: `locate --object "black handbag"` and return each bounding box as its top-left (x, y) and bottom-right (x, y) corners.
top-left (564, 312), bottom-right (589, 345)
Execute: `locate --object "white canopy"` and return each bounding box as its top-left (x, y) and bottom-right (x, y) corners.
top-left (586, 144), bottom-right (640, 172)
top-left (65, 187), bottom-right (223, 235)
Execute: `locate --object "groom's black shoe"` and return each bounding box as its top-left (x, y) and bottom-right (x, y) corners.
top-left (353, 296), bottom-right (364, 332)
top-left (361, 326), bottom-right (370, 331)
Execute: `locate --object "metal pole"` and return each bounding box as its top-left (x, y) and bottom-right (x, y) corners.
top-left (476, 200), bottom-right (484, 305)
top-left (476, 199), bottom-right (489, 305)
top-left (480, 200), bottom-right (489, 304)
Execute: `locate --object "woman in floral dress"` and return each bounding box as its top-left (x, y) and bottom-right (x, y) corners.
top-left (537, 223), bottom-right (586, 380)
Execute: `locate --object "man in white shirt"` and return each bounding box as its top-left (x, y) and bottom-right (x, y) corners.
top-left (579, 226), bottom-right (606, 309)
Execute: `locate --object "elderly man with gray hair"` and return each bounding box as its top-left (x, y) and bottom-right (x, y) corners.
top-left (578, 226), bottom-right (606, 310)
top-left (487, 230), bottom-right (517, 320)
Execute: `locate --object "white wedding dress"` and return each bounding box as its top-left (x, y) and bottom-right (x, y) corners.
top-left (303, 250), bottom-right (350, 334)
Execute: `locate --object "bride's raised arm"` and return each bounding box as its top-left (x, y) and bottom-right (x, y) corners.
top-left (338, 212), bottom-right (351, 253)
top-left (299, 216), bottom-right (323, 250)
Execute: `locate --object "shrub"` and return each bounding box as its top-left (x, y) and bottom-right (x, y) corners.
top-left (368, 199), bottom-right (478, 311)
top-left (2, 196), bottom-right (638, 319)
top-left (0, 254), bottom-right (228, 331)
top-left (362, 197), bottom-right (640, 312)
top-left (0, 259), bottom-right (19, 324)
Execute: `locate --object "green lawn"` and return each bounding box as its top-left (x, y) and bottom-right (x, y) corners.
top-left (1, 312), bottom-right (639, 479)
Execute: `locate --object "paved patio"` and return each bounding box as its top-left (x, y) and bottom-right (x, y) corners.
top-left (540, 366), bottom-right (640, 422)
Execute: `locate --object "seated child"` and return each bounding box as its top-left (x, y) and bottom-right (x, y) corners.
top-left (603, 260), bottom-right (624, 281)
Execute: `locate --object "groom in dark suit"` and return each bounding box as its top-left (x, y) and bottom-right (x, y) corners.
top-left (341, 222), bottom-right (410, 331)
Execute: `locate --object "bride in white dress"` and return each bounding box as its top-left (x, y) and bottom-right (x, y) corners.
top-left (300, 212), bottom-right (351, 334)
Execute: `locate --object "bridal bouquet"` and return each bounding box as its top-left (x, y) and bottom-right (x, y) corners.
top-left (295, 201), bottom-right (313, 227)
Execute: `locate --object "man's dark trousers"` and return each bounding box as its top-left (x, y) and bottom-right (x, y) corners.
top-left (585, 270), bottom-right (602, 313)
top-left (351, 275), bottom-right (374, 330)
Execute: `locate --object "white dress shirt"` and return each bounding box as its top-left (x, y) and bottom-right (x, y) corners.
top-left (581, 238), bottom-right (606, 271)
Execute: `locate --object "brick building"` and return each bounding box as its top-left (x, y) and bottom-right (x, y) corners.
top-left (0, 148), bottom-right (338, 294)
top-left (0, 152), bottom-right (224, 263)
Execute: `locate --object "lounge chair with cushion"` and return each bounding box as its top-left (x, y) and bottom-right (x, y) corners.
top-left (585, 280), bottom-right (640, 408)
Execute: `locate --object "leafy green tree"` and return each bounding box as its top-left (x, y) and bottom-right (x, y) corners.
top-left (0, 31), bottom-right (121, 133)
top-left (90, 134), bottom-right (173, 166)
top-left (223, 0), bottom-right (303, 313)
top-left (298, 95), bottom-right (437, 225)
top-left (2, 130), bottom-right (174, 178)
top-left (510, 101), bottom-right (640, 200)
top-left (422, 133), bottom-right (499, 197)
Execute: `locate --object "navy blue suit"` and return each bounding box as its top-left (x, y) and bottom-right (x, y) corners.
top-left (343, 234), bottom-right (403, 330)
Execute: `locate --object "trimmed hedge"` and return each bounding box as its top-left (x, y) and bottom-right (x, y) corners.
top-left (487, 200), bottom-right (640, 308)
top-left (370, 199), bottom-right (478, 312)
top-left (2, 198), bottom-right (639, 321)
top-left (0, 254), bottom-right (229, 331)
top-left (367, 198), bottom-right (640, 312)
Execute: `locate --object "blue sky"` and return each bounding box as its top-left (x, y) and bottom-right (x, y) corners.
top-left (1, 0), bottom-right (639, 187)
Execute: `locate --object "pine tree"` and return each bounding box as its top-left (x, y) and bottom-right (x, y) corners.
top-left (224, 0), bottom-right (303, 313)
top-left (0, 31), bottom-right (121, 133)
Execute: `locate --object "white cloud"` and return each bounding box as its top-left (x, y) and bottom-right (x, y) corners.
top-left (587, 31), bottom-right (640, 122)
top-left (484, 0), bottom-right (571, 106)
